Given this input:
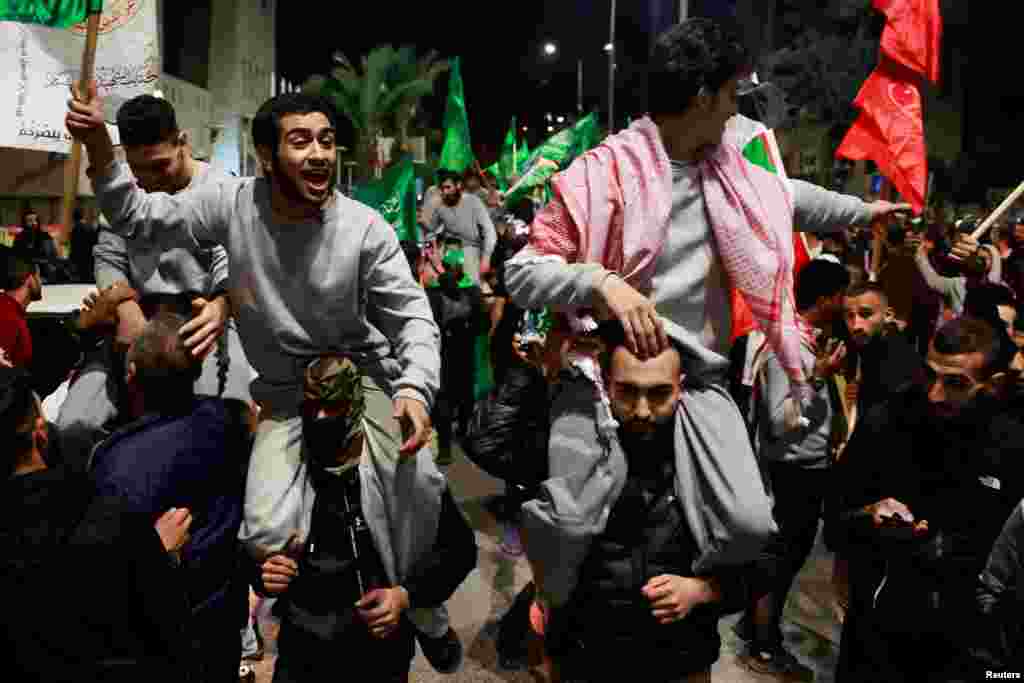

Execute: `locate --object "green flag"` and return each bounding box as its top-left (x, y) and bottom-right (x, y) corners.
top-left (497, 117), bottom-right (518, 186)
top-left (0, 0), bottom-right (101, 27)
top-left (438, 57), bottom-right (474, 173)
top-left (353, 156), bottom-right (419, 242)
top-left (486, 118), bottom-right (531, 191)
top-left (505, 112), bottom-right (601, 206)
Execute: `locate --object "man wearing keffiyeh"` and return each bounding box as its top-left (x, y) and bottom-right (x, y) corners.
top-left (505, 17), bottom-right (910, 643)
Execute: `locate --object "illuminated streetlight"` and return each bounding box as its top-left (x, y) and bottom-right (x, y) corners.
top-left (543, 42), bottom-right (558, 57)
top-left (547, 125), bottom-right (555, 132)
top-left (604, 42), bottom-right (614, 53)
top-left (557, 115), bottom-right (566, 123)
top-left (545, 113), bottom-right (553, 122)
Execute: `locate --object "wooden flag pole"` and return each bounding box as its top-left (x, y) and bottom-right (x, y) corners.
top-left (868, 178), bottom-right (890, 282)
top-left (61, 10), bottom-right (102, 239)
top-left (970, 179), bottom-right (1024, 242)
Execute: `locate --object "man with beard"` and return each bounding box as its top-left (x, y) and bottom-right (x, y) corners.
top-left (505, 17), bottom-right (908, 623)
top-left (842, 283), bottom-right (923, 416)
top-left (0, 255), bottom-right (42, 368)
top-left (58, 94), bottom-right (252, 470)
top-left (548, 322), bottom-right (751, 682)
top-left (66, 84), bottom-right (442, 637)
top-left (427, 169), bottom-right (497, 283)
top-left (836, 316), bottom-right (1024, 682)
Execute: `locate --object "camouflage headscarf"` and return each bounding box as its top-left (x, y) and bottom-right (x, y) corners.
top-left (303, 356), bottom-right (366, 459)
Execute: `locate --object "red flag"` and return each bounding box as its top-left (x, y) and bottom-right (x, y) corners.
top-left (835, 62), bottom-right (927, 213)
top-left (873, 0), bottom-right (942, 85)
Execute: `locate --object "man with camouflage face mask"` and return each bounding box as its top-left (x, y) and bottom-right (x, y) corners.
top-left (257, 356), bottom-right (477, 682)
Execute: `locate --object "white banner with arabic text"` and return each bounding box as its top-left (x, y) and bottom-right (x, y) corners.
top-left (0, 0), bottom-right (160, 152)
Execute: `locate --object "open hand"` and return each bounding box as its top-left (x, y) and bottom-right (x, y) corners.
top-left (868, 201), bottom-right (913, 222)
top-left (596, 275), bottom-right (667, 360)
top-left (356, 587), bottom-right (410, 639)
top-left (180, 294), bottom-right (229, 359)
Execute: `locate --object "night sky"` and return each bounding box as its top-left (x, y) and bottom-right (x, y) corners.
top-left (275, 1), bottom-right (671, 163)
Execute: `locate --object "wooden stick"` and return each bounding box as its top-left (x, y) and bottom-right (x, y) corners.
top-left (971, 179), bottom-right (1024, 241)
top-left (868, 178), bottom-right (890, 282)
top-left (61, 11), bottom-right (102, 238)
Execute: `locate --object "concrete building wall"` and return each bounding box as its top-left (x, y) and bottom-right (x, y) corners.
top-left (207, 0), bottom-right (275, 177)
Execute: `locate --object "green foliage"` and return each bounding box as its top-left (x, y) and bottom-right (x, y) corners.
top-left (304, 45), bottom-right (449, 180)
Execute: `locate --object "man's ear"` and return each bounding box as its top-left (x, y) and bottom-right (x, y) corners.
top-left (256, 145), bottom-right (274, 175)
top-left (884, 307), bottom-right (895, 324)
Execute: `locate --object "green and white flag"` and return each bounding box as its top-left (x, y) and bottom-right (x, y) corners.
top-left (354, 156), bottom-right (419, 242)
top-left (438, 57), bottom-right (474, 173)
top-left (0, 0), bottom-right (101, 27)
top-left (0, 0), bottom-right (159, 152)
top-left (504, 112), bottom-right (600, 206)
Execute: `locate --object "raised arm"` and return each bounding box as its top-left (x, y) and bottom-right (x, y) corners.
top-left (788, 177), bottom-right (910, 234)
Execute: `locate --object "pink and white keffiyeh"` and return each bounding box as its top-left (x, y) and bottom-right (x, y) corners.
top-left (527, 116), bottom-right (812, 403)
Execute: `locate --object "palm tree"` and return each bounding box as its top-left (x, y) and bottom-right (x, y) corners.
top-left (388, 46), bottom-right (450, 154)
top-left (304, 46), bottom-right (447, 180)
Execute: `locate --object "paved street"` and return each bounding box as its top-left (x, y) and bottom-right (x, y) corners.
top-left (249, 446), bottom-right (839, 682)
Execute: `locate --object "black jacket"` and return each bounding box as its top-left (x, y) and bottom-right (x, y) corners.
top-left (271, 466), bottom-right (477, 641)
top-left (560, 434), bottom-right (752, 676)
top-left (855, 331), bottom-right (924, 416)
top-left (839, 388), bottom-right (1024, 649)
top-left (89, 399), bottom-right (250, 627)
top-left (0, 466), bottom-right (194, 682)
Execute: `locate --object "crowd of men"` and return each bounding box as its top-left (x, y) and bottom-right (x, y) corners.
top-left (2, 15), bottom-right (1024, 683)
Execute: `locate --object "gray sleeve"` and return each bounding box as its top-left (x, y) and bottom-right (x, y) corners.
top-left (505, 246), bottom-right (610, 310)
top-left (477, 199), bottom-right (497, 263)
top-left (92, 228), bottom-right (130, 289)
top-left (758, 352), bottom-right (799, 438)
top-left (91, 160), bottom-right (229, 250)
top-left (790, 178), bottom-right (875, 233)
top-left (209, 245), bottom-right (230, 294)
top-left (978, 502), bottom-right (1024, 619)
top-left (914, 248), bottom-right (964, 299)
top-left (361, 212), bottom-right (441, 409)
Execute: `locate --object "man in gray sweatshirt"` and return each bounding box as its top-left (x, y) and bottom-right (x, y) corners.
top-left (57, 94), bottom-right (253, 469)
top-left (504, 18), bottom-right (908, 625)
top-left (740, 258), bottom-right (850, 677)
top-left (66, 84), bottom-right (440, 563)
top-left (428, 169), bottom-right (497, 282)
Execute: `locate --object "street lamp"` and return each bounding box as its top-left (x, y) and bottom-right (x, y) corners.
top-left (604, 43), bottom-right (614, 53)
top-left (557, 115), bottom-right (566, 123)
top-left (543, 42), bottom-right (558, 57)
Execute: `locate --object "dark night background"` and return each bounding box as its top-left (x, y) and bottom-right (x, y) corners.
top-left (275, 1), bottom-right (1010, 201)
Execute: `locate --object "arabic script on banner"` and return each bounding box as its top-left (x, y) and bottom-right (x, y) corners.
top-left (0, 0), bottom-right (160, 152)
